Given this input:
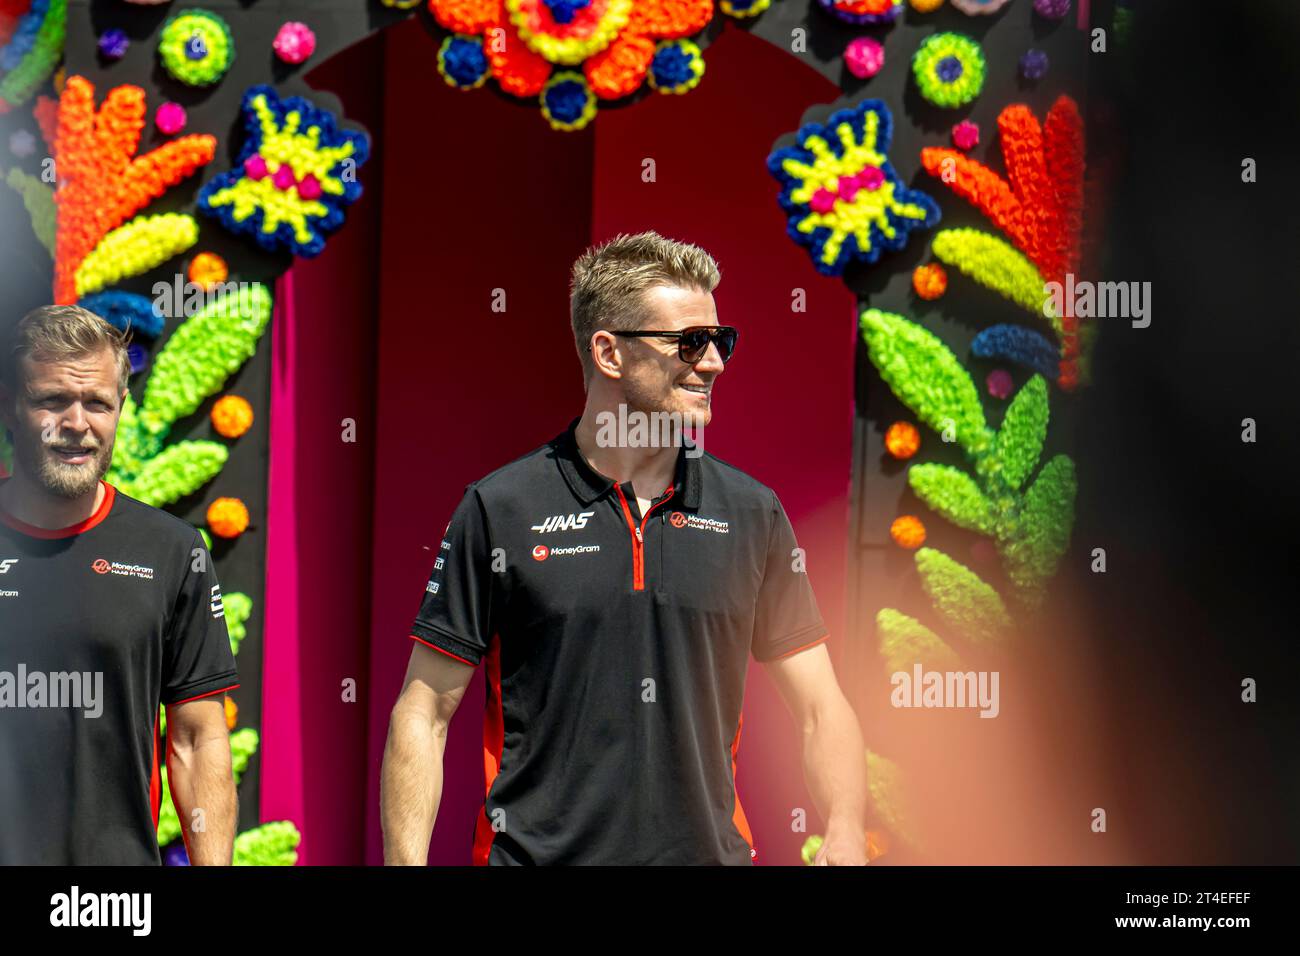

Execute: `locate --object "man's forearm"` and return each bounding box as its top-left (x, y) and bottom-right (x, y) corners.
top-left (167, 737), bottom-right (237, 865)
top-left (801, 691), bottom-right (869, 837)
top-left (381, 703), bottom-right (446, 865)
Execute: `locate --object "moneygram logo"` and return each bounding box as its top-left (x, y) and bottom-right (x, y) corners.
top-left (670, 513), bottom-right (730, 535)
top-left (533, 544), bottom-right (599, 561)
top-left (90, 559), bottom-right (155, 580)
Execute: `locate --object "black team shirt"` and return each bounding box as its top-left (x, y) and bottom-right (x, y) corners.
top-left (410, 419), bottom-right (828, 865)
top-left (0, 478), bottom-right (239, 864)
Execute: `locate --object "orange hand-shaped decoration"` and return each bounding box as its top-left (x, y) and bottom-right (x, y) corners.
top-left (52, 75), bottom-right (216, 304)
top-left (921, 96), bottom-right (1085, 388)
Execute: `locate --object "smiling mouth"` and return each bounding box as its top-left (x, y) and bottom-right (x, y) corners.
top-left (678, 383), bottom-right (711, 396)
top-left (51, 446), bottom-right (96, 463)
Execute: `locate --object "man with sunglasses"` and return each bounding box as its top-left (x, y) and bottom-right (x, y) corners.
top-left (382, 232), bottom-right (868, 866)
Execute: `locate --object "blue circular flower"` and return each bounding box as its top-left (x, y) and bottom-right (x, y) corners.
top-left (649, 39), bottom-right (704, 95)
top-left (541, 72), bottom-right (596, 131)
top-left (438, 35), bottom-right (490, 90)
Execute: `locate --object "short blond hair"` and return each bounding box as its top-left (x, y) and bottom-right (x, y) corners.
top-left (2, 304), bottom-right (131, 394)
top-left (569, 231), bottom-right (721, 385)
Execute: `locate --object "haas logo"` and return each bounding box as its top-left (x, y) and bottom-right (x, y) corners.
top-left (532, 545), bottom-right (550, 562)
top-left (669, 512), bottom-right (687, 529)
top-left (91, 558), bottom-right (111, 575)
top-left (531, 511), bottom-right (595, 534)
top-left (0, 558), bottom-right (17, 574)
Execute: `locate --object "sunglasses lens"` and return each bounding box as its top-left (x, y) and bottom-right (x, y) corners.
top-left (680, 330), bottom-right (710, 364)
top-left (680, 328), bottom-right (737, 364)
top-left (715, 328), bottom-right (737, 363)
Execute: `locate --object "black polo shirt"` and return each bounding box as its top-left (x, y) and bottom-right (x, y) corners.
top-left (0, 479), bottom-right (239, 864)
top-left (409, 418), bottom-right (827, 865)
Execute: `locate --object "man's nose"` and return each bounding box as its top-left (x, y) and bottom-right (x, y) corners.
top-left (695, 341), bottom-right (726, 373)
top-left (61, 404), bottom-right (90, 432)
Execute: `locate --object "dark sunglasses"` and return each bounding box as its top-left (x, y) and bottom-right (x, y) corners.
top-left (591, 325), bottom-right (739, 365)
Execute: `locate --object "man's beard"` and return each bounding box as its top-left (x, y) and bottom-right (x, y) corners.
top-left (18, 431), bottom-right (113, 499)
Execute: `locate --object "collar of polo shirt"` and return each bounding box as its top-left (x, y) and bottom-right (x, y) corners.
top-left (554, 416), bottom-right (703, 510)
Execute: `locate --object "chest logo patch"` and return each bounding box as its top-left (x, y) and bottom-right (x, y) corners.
top-left (531, 512), bottom-right (595, 534)
top-left (532, 545), bottom-right (550, 561)
top-left (90, 558), bottom-right (155, 580)
top-left (670, 513), bottom-right (730, 535)
top-left (0, 558), bottom-right (18, 573)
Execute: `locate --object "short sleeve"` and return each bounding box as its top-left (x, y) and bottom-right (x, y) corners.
top-left (162, 531), bottom-right (239, 705)
top-left (751, 490), bottom-right (828, 663)
top-left (409, 485), bottom-right (494, 667)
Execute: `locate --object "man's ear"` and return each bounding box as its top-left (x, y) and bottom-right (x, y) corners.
top-left (589, 331), bottom-right (623, 381)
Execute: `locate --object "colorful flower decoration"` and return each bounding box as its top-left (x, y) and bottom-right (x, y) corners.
top-left (507, 0), bottom-right (632, 66)
top-left (845, 37), bottom-right (884, 80)
top-left (438, 34), bottom-right (490, 89)
top-left (719, 0), bottom-right (770, 17)
top-left (909, 0), bottom-right (945, 10)
top-left (985, 368), bottom-right (1013, 399)
top-left (1019, 48), bottom-right (1049, 80)
top-left (891, 515), bottom-right (927, 549)
top-left (648, 38), bottom-right (703, 94)
top-left (211, 395), bottom-right (253, 439)
top-left (817, 0), bottom-right (904, 25)
top-left (52, 76), bottom-right (217, 304)
top-left (273, 22), bottom-right (316, 65)
top-left (952, 119), bottom-right (979, 150)
top-left (207, 496), bottom-right (250, 538)
top-left (885, 421), bottom-right (921, 459)
top-left (98, 28), bottom-right (128, 60)
top-left (912, 262), bottom-right (947, 300)
top-left (188, 251), bottom-right (228, 289)
top-left (1033, 0), bottom-right (1070, 19)
top-left (198, 85), bottom-right (370, 258)
top-left (158, 9), bottom-right (234, 86)
top-left (540, 70), bottom-right (597, 130)
top-left (427, 0), bottom-right (761, 127)
top-left (913, 33), bottom-right (985, 109)
top-left (921, 96), bottom-right (1086, 388)
top-left (951, 0), bottom-right (1013, 13)
top-left (767, 98), bottom-right (941, 277)
top-left (0, 0), bottom-right (65, 114)
top-left (155, 101), bottom-right (186, 134)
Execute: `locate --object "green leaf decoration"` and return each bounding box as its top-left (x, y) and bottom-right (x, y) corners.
top-left (141, 283), bottom-right (272, 435)
top-left (931, 229), bottom-right (1061, 338)
top-left (877, 608), bottom-right (963, 674)
top-left (1000, 454), bottom-right (1077, 605)
top-left (866, 750), bottom-right (923, 853)
top-left (908, 463), bottom-right (995, 535)
top-left (914, 547), bottom-right (1011, 649)
top-left (993, 374), bottom-right (1050, 491)
top-left (233, 821), bottom-right (301, 866)
top-left (860, 308), bottom-right (992, 456)
top-left (116, 440), bottom-right (229, 507)
top-left (230, 727), bottom-right (259, 784)
top-left (4, 169), bottom-right (56, 257)
top-left (223, 592), bottom-right (253, 657)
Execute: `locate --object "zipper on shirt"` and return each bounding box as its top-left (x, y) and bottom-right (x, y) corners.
top-left (612, 482), bottom-right (674, 591)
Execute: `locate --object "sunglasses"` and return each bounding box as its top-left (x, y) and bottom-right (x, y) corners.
top-left (592, 325), bottom-right (739, 365)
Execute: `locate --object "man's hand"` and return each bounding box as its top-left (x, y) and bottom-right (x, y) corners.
top-left (813, 821), bottom-right (870, 866)
top-left (764, 642), bottom-right (870, 866)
